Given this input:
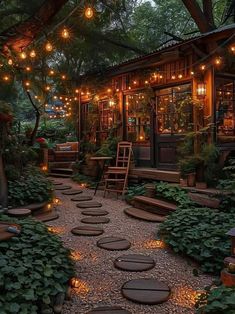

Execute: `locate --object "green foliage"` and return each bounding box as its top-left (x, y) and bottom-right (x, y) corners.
top-left (8, 166), bottom-right (52, 206)
top-left (0, 217), bottom-right (74, 313)
top-left (179, 156), bottom-right (202, 177)
top-left (95, 130), bottom-right (120, 158)
top-left (201, 144), bottom-right (221, 186)
top-left (218, 158), bottom-right (235, 193)
top-left (0, 101), bottom-right (13, 115)
top-left (155, 182), bottom-right (193, 207)
top-left (125, 183), bottom-right (146, 202)
top-left (72, 173), bottom-right (97, 188)
top-left (196, 284), bottom-right (235, 314)
top-left (158, 207), bottom-right (234, 273)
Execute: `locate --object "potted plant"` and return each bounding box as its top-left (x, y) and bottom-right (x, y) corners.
top-left (221, 262), bottom-right (235, 287)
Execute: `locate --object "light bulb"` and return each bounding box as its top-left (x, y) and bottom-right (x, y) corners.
top-left (30, 50), bottom-right (36, 58)
top-left (20, 51), bottom-right (27, 59)
top-left (61, 28), bottom-right (69, 39)
top-left (85, 7), bottom-right (94, 19)
top-left (45, 42), bottom-right (53, 52)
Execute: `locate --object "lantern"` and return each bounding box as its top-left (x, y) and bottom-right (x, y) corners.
top-left (227, 228), bottom-right (235, 257)
top-left (197, 82), bottom-right (206, 98)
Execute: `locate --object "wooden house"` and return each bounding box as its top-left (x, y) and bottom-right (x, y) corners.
top-left (79, 24), bottom-right (235, 173)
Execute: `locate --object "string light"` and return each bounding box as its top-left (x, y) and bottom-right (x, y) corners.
top-left (214, 56), bottom-right (222, 66)
top-left (8, 59), bottom-right (13, 65)
top-left (190, 71), bottom-right (194, 75)
top-left (45, 42), bottom-right (53, 52)
top-left (49, 70), bottom-right (55, 75)
top-left (61, 74), bottom-right (66, 80)
top-left (178, 74), bottom-right (183, 79)
top-left (85, 7), bottom-right (94, 19)
top-left (45, 85), bottom-right (50, 91)
top-left (20, 51), bottom-right (27, 59)
top-left (230, 45), bottom-right (235, 54)
top-left (61, 28), bottom-right (70, 39)
top-left (171, 75), bottom-right (176, 80)
top-left (29, 50), bottom-right (36, 58)
top-left (3, 75), bottom-right (10, 81)
top-left (26, 66), bottom-right (31, 72)
top-left (25, 81), bottom-right (30, 87)
top-left (200, 64), bottom-right (206, 71)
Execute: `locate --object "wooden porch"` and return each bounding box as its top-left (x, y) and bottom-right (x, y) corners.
top-left (129, 167), bottom-right (180, 183)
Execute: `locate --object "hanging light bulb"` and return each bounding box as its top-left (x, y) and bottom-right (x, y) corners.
top-left (230, 45), bottom-right (235, 54)
top-left (61, 74), bottom-right (66, 80)
top-left (3, 75), bottom-right (10, 81)
top-left (26, 66), bottom-right (31, 72)
top-left (85, 6), bottom-right (94, 19)
top-left (29, 50), bottom-right (36, 58)
top-left (45, 42), bottom-right (53, 52)
top-left (214, 56), bottom-right (222, 66)
top-left (49, 70), bottom-right (55, 75)
top-left (25, 81), bottom-right (30, 87)
top-left (20, 51), bottom-right (27, 59)
top-left (61, 28), bottom-right (70, 39)
top-left (8, 59), bottom-right (13, 65)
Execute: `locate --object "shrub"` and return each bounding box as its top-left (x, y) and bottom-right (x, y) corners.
top-left (72, 173), bottom-right (97, 188)
top-left (125, 183), bottom-right (146, 202)
top-left (0, 217), bottom-right (74, 313)
top-left (196, 284), bottom-right (235, 313)
top-left (8, 167), bottom-right (52, 206)
top-left (158, 207), bottom-right (234, 273)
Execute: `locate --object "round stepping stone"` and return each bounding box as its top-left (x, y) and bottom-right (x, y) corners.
top-left (0, 222), bottom-right (21, 241)
top-left (7, 208), bottom-right (31, 217)
top-left (34, 211), bottom-right (59, 222)
top-left (71, 196), bottom-right (93, 202)
top-left (124, 207), bottom-right (165, 222)
top-left (71, 226), bottom-right (104, 236)
top-left (81, 217), bottom-right (110, 224)
top-left (82, 210), bottom-right (109, 216)
top-left (114, 254), bottom-right (155, 272)
top-left (87, 306), bottom-right (131, 314)
top-left (76, 201), bottom-right (102, 208)
top-left (97, 237), bottom-right (131, 251)
top-left (62, 189), bottom-right (82, 195)
top-left (121, 279), bottom-right (171, 305)
top-left (24, 201), bottom-right (49, 212)
top-left (55, 185), bottom-right (72, 190)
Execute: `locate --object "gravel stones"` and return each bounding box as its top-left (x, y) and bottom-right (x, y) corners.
top-left (87, 306), bottom-right (131, 314)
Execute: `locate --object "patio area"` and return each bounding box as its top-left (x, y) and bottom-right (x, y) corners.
top-left (49, 178), bottom-right (213, 314)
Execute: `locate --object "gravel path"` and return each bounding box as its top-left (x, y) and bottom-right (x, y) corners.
top-left (48, 178), bottom-right (214, 314)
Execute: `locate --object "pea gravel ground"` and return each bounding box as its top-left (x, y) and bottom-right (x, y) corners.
top-left (48, 178), bottom-right (214, 314)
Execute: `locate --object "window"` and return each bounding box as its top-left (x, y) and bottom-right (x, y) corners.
top-left (216, 77), bottom-right (235, 142)
top-left (156, 83), bottom-right (192, 134)
top-left (125, 92), bottom-right (150, 142)
top-left (98, 100), bottom-right (114, 131)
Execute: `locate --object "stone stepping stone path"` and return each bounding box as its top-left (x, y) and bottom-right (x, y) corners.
top-left (7, 208), bottom-right (31, 218)
top-left (76, 201), bottom-right (102, 208)
top-left (121, 279), bottom-right (171, 305)
top-left (82, 210), bottom-right (109, 216)
top-left (34, 211), bottom-right (59, 222)
top-left (55, 185), bottom-right (72, 191)
top-left (0, 222), bottom-right (21, 241)
top-left (124, 207), bottom-right (166, 222)
top-left (71, 195), bottom-right (92, 202)
top-left (87, 306), bottom-right (131, 314)
top-left (81, 217), bottom-right (110, 224)
top-left (62, 189), bottom-right (83, 195)
top-left (22, 201), bottom-right (48, 212)
top-left (97, 237), bottom-right (131, 251)
top-left (71, 226), bottom-right (104, 236)
top-left (114, 254), bottom-right (155, 272)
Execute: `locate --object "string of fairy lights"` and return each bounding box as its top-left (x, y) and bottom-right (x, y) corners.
top-left (0, 4), bottom-right (235, 120)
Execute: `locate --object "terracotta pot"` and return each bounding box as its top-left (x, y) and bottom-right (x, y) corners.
top-left (221, 269), bottom-right (235, 287)
top-left (195, 182), bottom-right (207, 189)
top-left (180, 178), bottom-right (188, 187)
top-left (187, 173), bottom-right (196, 187)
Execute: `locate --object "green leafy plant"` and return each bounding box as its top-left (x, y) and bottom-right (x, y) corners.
top-left (155, 182), bottom-right (193, 207)
top-left (158, 207), bottom-right (234, 273)
top-left (0, 217), bottom-right (74, 313)
top-left (125, 183), bottom-right (146, 202)
top-left (8, 166), bottom-right (52, 206)
top-left (196, 284), bottom-right (235, 313)
top-left (72, 173), bottom-right (97, 188)
top-left (201, 144), bottom-right (221, 186)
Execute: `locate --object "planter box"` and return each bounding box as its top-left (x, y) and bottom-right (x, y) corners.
top-left (221, 269), bottom-right (235, 287)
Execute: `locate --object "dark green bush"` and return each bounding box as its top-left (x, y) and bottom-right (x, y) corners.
top-left (125, 184), bottom-right (146, 202)
top-left (158, 207), bottom-right (234, 274)
top-left (0, 217), bottom-right (74, 313)
top-left (72, 173), bottom-right (97, 188)
top-left (196, 284), bottom-right (235, 313)
top-left (8, 167), bottom-right (52, 206)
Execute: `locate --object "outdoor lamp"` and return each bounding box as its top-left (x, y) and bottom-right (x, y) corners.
top-left (197, 82), bottom-right (206, 98)
top-left (85, 7), bottom-right (94, 19)
top-left (227, 228), bottom-right (235, 257)
top-left (70, 277), bottom-right (80, 288)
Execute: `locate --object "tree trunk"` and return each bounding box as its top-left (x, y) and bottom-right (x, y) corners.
top-left (181, 0), bottom-right (216, 33)
top-left (29, 111), bottom-right (40, 146)
top-left (203, 0), bottom-right (215, 29)
top-left (0, 153), bottom-right (8, 208)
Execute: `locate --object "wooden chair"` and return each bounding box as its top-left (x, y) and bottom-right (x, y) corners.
top-left (103, 141), bottom-right (132, 198)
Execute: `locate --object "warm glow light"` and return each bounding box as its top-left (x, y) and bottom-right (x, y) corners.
top-left (145, 80), bottom-right (149, 84)
top-left (45, 42), bottom-right (53, 52)
top-left (139, 135), bottom-right (144, 140)
top-left (116, 88), bottom-right (119, 92)
top-left (75, 89), bottom-right (79, 93)
top-left (53, 197), bottom-right (61, 205)
top-left (49, 70), bottom-right (55, 75)
top-left (143, 239), bottom-right (166, 249)
top-left (200, 64), bottom-right (206, 71)
top-left (41, 165), bottom-right (48, 171)
top-left (61, 28), bottom-right (70, 39)
top-left (171, 75), bottom-right (176, 80)
top-left (61, 74), bottom-right (66, 80)
top-left (3, 75), bottom-right (10, 81)
top-left (178, 74), bottom-right (183, 79)
top-left (25, 81), bottom-right (30, 87)
top-left (197, 82), bottom-right (206, 97)
top-left (190, 71), bottom-right (194, 75)
top-left (85, 7), bottom-right (94, 19)
top-left (20, 51), bottom-right (27, 59)
top-left (70, 278), bottom-right (90, 294)
top-left (159, 75), bottom-right (163, 79)
top-left (47, 226), bottom-right (65, 234)
top-left (70, 251), bottom-right (83, 261)
top-left (214, 56), bottom-right (222, 65)
top-left (45, 86), bottom-right (50, 91)
top-left (230, 45), bottom-right (235, 54)
top-left (30, 50), bottom-right (36, 58)
top-left (8, 59), bottom-right (13, 65)
top-left (133, 80), bottom-right (137, 85)
top-left (26, 66), bottom-right (31, 72)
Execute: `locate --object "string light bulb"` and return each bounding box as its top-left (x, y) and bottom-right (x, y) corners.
top-left (85, 7), bottom-right (94, 19)
top-left (20, 51), bottom-right (27, 59)
top-left (3, 75), bottom-right (10, 81)
top-left (45, 42), bottom-right (53, 52)
top-left (214, 56), bottom-right (222, 66)
top-left (61, 74), bottom-right (66, 80)
top-left (200, 64), bottom-right (206, 71)
top-left (25, 81), bottom-right (30, 87)
top-left (26, 66), bottom-right (31, 72)
top-left (8, 59), bottom-right (13, 65)
top-left (61, 28), bottom-right (70, 39)
top-left (30, 50), bottom-right (36, 58)
top-left (230, 45), bottom-right (235, 54)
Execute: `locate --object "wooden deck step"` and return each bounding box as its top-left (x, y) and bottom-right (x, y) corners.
top-left (49, 173), bottom-right (72, 178)
top-left (50, 168), bottom-right (73, 174)
top-left (129, 168), bottom-right (180, 183)
top-left (133, 196), bottom-right (177, 216)
top-left (188, 192), bottom-right (221, 208)
top-left (124, 207), bottom-right (166, 222)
